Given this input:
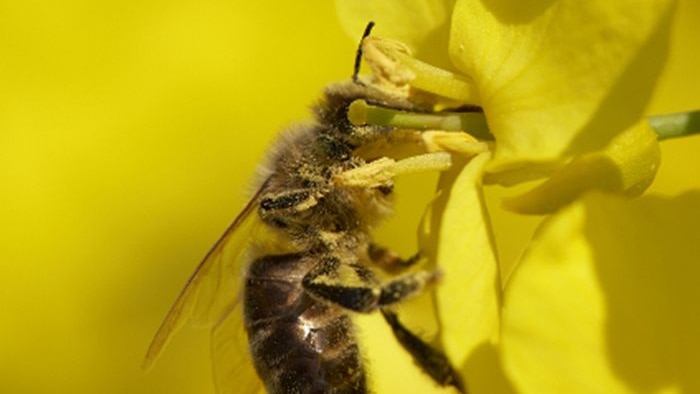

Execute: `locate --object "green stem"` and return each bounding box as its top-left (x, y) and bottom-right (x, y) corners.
top-left (350, 101), bottom-right (700, 143)
top-left (648, 110), bottom-right (700, 141)
top-left (348, 99), bottom-right (493, 140)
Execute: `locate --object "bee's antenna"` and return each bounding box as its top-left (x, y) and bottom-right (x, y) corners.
top-left (352, 21), bottom-right (375, 84)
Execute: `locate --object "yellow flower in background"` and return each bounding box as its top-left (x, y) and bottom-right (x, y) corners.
top-left (338, 0), bottom-right (700, 393)
top-left (0, 3), bottom-right (360, 394)
top-left (503, 192), bottom-right (700, 394)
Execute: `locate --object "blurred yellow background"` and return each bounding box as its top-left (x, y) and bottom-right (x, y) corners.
top-left (0, 1), bottom-right (698, 394)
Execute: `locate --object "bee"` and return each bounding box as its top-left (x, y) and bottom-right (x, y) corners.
top-left (145, 22), bottom-right (474, 394)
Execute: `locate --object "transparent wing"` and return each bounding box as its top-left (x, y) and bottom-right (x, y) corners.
top-left (143, 184), bottom-right (265, 370)
top-left (211, 302), bottom-right (265, 394)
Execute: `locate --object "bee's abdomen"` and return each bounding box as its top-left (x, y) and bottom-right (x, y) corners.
top-left (244, 253), bottom-right (366, 394)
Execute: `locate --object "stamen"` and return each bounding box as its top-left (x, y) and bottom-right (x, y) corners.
top-left (362, 36), bottom-right (480, 104)
top-left (348, 99), bottom-right (493, 140)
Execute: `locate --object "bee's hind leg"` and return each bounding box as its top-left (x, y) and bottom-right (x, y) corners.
top-left (381, 309), bottom-right (466, 393)
top-left (302, 257), bottom-right (465, 391)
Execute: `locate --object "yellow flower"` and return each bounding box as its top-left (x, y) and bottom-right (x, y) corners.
top-left (502, 191), bottom-right (700, 394)
top-left (449, 1), bottom-right (672, 171)
top-left (340, 0), bottom-right (672, 213)
top-left (338, 0), bottom-right (700, 393)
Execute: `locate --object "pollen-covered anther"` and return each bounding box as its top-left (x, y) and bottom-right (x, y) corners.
top-left (421, 131), bottom-right (490, 157)
top-left (334, 153), bottom-right (453, 189)
top-left (361, 36), bottom-right (416, 94)
top-left (362, 36), bottom-right (479, 105)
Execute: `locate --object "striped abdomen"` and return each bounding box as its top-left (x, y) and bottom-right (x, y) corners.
top-left (244, 253), bottom-right (366, 394)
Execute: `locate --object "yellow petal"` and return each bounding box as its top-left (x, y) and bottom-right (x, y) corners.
top-left (335, 0), bottom-right (456, 69)
top-left (501, 119), bottom-right (661, 214)
top-left (450, 0), bottom-right (675, 174)
top-left (420, 153), bottom-right (513, 393)
top-left (502, 191), bottom-right (700, 393)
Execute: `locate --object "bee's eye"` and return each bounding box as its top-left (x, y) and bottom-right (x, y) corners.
top-left (377, 184), bottom-right (393, 195)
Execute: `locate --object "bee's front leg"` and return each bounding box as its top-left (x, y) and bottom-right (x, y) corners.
top-left (301, 255), bottom-right (440, 312)
top-left (367, 243), bottom-right (421, 273)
